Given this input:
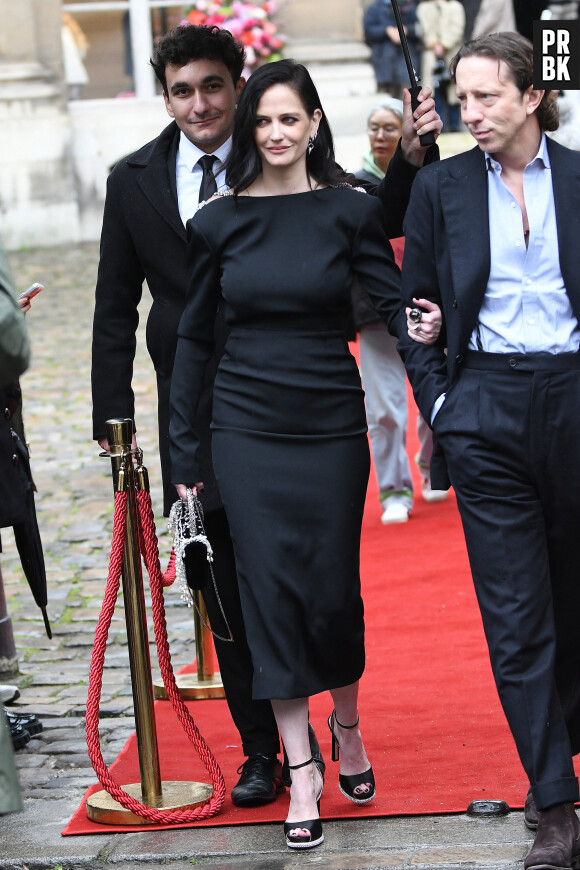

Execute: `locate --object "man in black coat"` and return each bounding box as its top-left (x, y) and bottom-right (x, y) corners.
top-left (92, 23), bottom-right (441, 807)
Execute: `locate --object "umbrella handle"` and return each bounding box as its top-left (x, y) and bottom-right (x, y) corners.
top-left (410, 85), bottom-right (436, 147)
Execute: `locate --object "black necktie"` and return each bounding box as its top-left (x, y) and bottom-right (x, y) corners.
top-left (198, 154), bottom-right (218, 203)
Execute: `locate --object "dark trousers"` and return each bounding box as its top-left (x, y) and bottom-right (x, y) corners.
top-left (436, 352), bottom-right (580, 810)
top-left (157, 372), bottom-right (175, 518)
top-left (157, 374), bottom-right (280, 757)
top-left (202, 508), bottom-right (280, 757)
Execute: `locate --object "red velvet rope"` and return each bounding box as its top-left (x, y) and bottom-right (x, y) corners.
top-left (85, 490), bottom-right (226, 823)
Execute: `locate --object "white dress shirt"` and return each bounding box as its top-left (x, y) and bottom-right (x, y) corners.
top-left (176, 133), bottom-right (231, 226)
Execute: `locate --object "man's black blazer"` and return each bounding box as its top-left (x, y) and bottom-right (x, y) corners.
top-left (398, 137), bottom-right (580, 485)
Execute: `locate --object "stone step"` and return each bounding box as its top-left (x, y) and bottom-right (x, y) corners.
top-left (308, 61), bottom-right (377, 99)
top-left (285, 39), bottom-right (371, 65)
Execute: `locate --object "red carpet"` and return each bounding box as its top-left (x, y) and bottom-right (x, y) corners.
top-left (62, 379), bottom-right (580, 835)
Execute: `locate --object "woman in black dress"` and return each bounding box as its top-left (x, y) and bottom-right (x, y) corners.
top-left (170, 60), bottom-right (403, 850)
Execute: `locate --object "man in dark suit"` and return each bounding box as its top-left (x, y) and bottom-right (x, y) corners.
top-left (399, 32), bottom-right (580, 870)
top-left (92, 22), bottom-right (441, 808)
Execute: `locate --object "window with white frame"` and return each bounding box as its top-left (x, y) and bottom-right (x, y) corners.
top-left (61, 1), bottom-right (187, 99)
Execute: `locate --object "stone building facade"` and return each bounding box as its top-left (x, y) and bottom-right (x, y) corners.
top-left (0, 1), bottom-right (372, 249)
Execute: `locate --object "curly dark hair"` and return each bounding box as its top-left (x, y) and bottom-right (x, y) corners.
top-left (224, 59), bottom-right (349, 194)
top-left (150, 25), bottom-right (246, 94)
top-left (449, 31), bottom-right (559, 132)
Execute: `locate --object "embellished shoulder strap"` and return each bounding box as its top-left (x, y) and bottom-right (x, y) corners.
top-left (196, 188), bottom-right (234, 211)
top-left (330, 182), bottom-right (367, 194)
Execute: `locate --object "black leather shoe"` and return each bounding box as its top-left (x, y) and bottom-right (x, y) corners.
top-left (231, 754), bottom-right (285, 807)
top-left (4, 710), bottom-right (30, 751)
top-left (282, 722), bottom-right (326, 788)
top-left (524, 801), bottom-right (580, 870)
top-left (4, 709), bottom-right (43, 737)
top-left (525, 787), bottom-right (539, 831)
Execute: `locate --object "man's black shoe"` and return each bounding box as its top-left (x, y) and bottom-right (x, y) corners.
top-left (5, 709), bottom-right (43, 737)
top-left (524, 787), bottom-right (539, 831)
top-left (5, 710), bottom-right (30, 751)
top-left (281, 722), bottom-right (326, 787)
top-left (231, 754), bottom-right (285, 807)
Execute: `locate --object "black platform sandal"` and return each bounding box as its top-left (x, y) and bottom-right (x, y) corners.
top-left (283, 757), bottom-right (324, 850)
top-left (327, 709), bottom-right (376, 805)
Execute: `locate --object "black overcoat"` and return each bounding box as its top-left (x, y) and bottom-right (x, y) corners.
top-left (91, 121), bottom-right (223, 514)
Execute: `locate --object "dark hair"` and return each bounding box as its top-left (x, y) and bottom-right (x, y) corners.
top-left (449, 31), bottom-right (559, 132)
top-left (150, 25), bottom-right (245, 94)
top-left (225, 59), bottom-right (347, 194)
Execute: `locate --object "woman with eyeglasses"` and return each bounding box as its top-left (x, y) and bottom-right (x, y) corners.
top-left (354, 100), bottom-right (448, 524)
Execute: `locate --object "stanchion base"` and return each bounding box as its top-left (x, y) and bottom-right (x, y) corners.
top-left (153, 673), bottom-right (226, 700)
top-left (86, 780), bottom-right (213, 825)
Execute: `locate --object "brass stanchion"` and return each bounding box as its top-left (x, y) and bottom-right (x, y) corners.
top-left (86, 419), bottom-right (213, 825)
top-left (154, 590), bottom-right (226, 700)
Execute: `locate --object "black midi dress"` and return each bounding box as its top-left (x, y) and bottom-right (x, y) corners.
top-left (170, 186), bottom-right (402, 700)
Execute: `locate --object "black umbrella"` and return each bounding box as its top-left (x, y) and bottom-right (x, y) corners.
top-left (391, 0), bottom-right (436, 147)
top-left (8, 415), bottom-right (51, 639)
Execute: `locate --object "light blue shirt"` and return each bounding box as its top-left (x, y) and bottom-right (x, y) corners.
top-left (432, 134), bottom-right (580, 424)
top-left (469, 134), bottom-right (580, 354)
top-left (176, 133), bottom-right (231, 226)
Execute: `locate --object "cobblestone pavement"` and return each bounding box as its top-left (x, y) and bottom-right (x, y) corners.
top-left (3, 241), bottom-right (194, 801)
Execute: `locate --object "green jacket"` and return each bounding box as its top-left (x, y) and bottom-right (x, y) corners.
top-left (0, 713), bottom-right (22, 815)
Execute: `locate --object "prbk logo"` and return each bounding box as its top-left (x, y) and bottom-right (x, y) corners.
top-left (533, 20), bottom-right (580, 89)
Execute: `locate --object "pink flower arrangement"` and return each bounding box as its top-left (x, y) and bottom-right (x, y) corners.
top-left (183, 2), bottom-right (285, 70)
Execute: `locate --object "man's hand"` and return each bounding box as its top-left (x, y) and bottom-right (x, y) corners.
top-left (97, 432), bottom-right (138, 453)
top-left (401, 87), bottom-right (443, 167)
top-left (406, 298), bottom-right (442, 344)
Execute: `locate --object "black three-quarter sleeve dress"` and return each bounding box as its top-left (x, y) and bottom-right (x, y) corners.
top-left (170, 186), bottom-right (402, 701)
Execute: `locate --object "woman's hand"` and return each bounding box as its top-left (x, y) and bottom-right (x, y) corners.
top-left (406, 298), bottom-right (442, 345)
top-left (18, 297), bottom-right (31, 314)
top-left (174, 483), bottom-right (204, 500)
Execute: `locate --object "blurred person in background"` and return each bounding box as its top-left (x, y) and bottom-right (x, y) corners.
top-left (0, 235), bottom-right (28, 815)
top-left (61, 12), bottom-right (89, 100)
top-left (417, 0), bottom-right (466, 132)
top-left (471, 0), bottom-right (516, 38)
top-left (545, 1), bottom-right (578, 20)
top-left (364, 0), bottom-right (422, 97)
top-left (549, 90), bottom-right (580, 152)
top-left (0, 249), bottom-right (45, 755)
top-left (458, 0), bottom-right (481, 41)
top-left (354, 98), bottom-right (447, 524)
